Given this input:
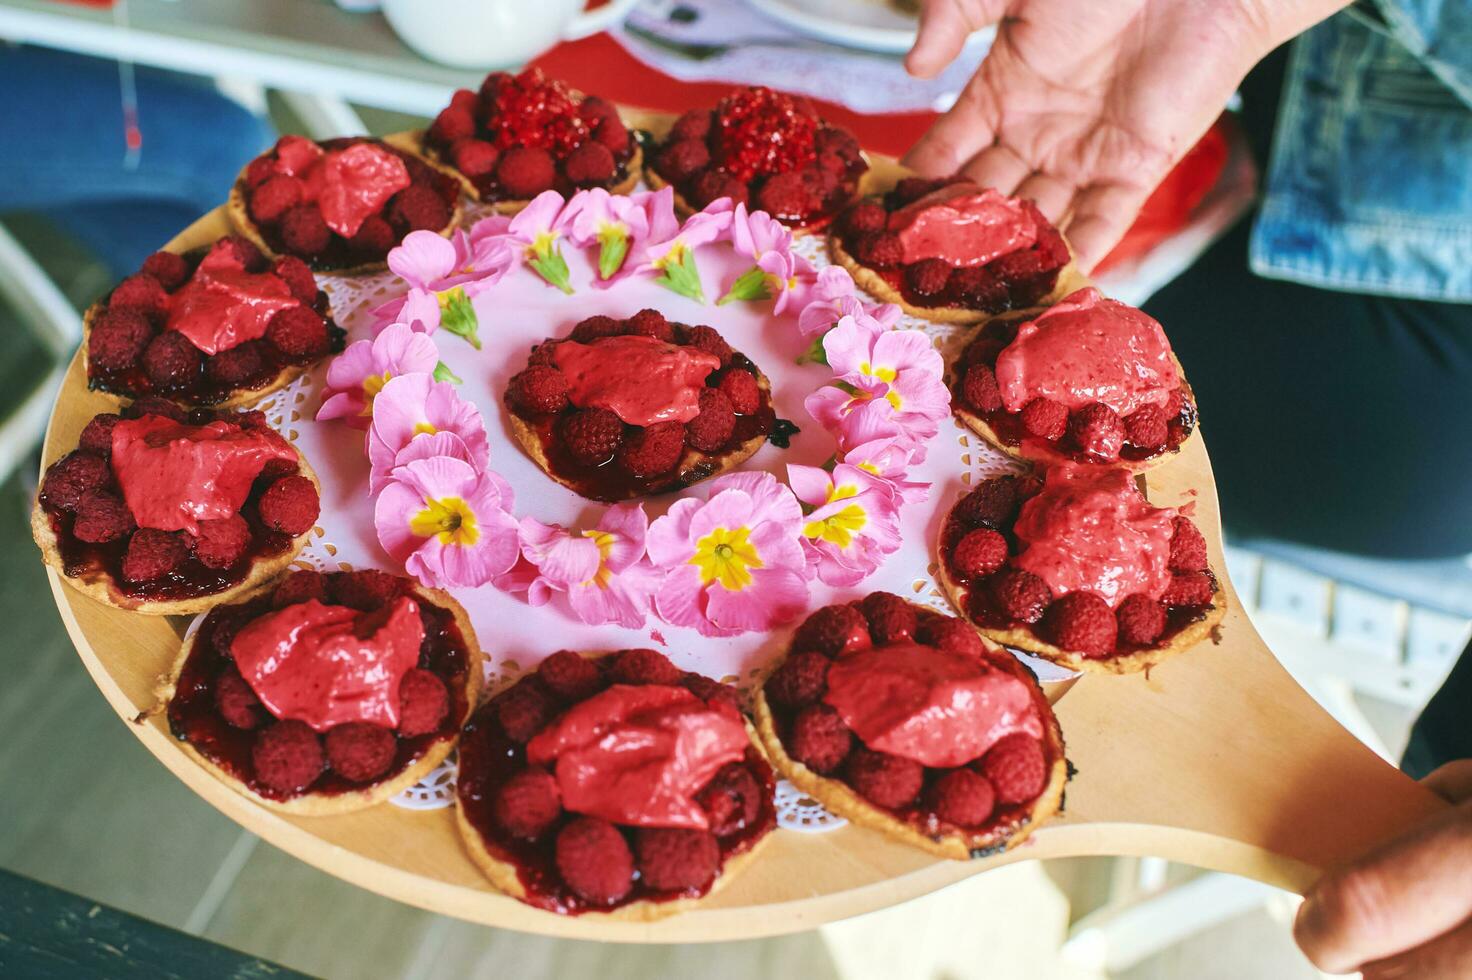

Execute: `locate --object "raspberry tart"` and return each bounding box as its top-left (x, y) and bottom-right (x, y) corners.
top-left (504, 310), bottom-right (775, 502)
top-left (937, 467), bottom-right (1226, 674)
top-left (156, 570), bottom-right (481, 814)
top-left (417, 69), bottom-right (641, 210)
top-left (646, 86), bottom-right (868, 233)
top-left (229, 135), bottom-right (461, 273)
top-left (950, 288), bottom-right (1199, 469)
top-left (83, 236), bottom-right (345, 409)
top-left (829, 178), bottom-right (1080, 324)
top-left (32, 402), bottom-right (321, 615)
top-left (752, 596), bottom-right (1067, 859)
top-left (455, 648), bottom-right (776, 917)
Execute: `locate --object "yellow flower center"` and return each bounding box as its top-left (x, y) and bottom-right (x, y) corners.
top-left (409, 496), bottom-right (479, 547)
top-left (598, 220), bottom-right (628, 241)
top-left (859, 361), bottom-right (898, 383)
top-left (689, 526), bottom-right (761, 591)
top-left (580, 529), bottom-right (616, 589)
top-left (527, 230), bottom-right (560, 259)
top-left (802, 485), bottom-right (866, 548)
top-left (655, 240), bottom-right (688, 272)
top-left (413, 421), bottom-right (438, 436)
top-left (856, 460), bottom-right (882, 476)
top-left (436, 285), bottom-right (467, 312)
top-left (359, 371), bottom-right (392, 416)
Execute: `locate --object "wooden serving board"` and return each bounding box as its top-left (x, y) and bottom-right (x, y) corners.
top-left (38, 130), bottom-right (1446, 942)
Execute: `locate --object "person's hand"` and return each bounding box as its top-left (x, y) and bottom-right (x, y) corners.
top-left (1294, 760), bottom-right (1472, 978)
top-left (901, 0), bottom-right (1341, 270)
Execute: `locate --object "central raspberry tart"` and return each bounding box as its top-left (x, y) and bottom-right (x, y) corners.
top-left (951, 288), bottom-right (1199, 468)
top-left (753, 595), bottom-right (1067, 859)
top-left (937, 468), bottom-right (1226, 674)
top-left (646, 86), bottom-right (868, 233)
top-left (32, 402), bottom-right (321, 615)
top-left (455, 648), bottom-right (776, 917)
top-left (230, 135), bottom-right (461, 273)
top-left (157, 570), bottom-right (481, 814)
top-left (505, 310), bottom-right (775, 501)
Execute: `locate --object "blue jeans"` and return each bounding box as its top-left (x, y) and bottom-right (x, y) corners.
top-left (0, 45), bottom-right (273, 278)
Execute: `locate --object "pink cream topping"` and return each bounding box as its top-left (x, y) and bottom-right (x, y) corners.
top-left (166, 240), bottom-right (300, 355)
top-left (891, 184), bottom-right (1038, 268)
top-left (994, 287), bottom-right (1178, 416)
top-left (526, 684), bottom-right (748, 829)
top-left (301, 142), bottom-right (411, 238)
top-left (230, 596), bottom-right (425, 732)
top-left (1012, 463), bottom-right (1176, 608)
top-left (272, 135), bottom-right (325, 177)
top-left (552, 335), bottom-right (721, 426)
top-left (110, 415), bottom-right (296, 535)
top-left (823, 643), bottom-right (1042, 768)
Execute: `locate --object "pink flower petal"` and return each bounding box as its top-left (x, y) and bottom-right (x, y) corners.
top-left (705, 567), bottom-right (808, 632)
top-left (388, 230), bottom-right (456, 287)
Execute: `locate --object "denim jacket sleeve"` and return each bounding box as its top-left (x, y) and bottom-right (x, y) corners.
top-left (1363, 0), bottom-right (1472, 107)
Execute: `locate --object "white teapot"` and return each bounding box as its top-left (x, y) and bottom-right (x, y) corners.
top-left (383, 0), bottom-right (640, 69)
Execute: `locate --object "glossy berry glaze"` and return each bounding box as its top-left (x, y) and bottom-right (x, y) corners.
top-left (457, 655), bottom-right (777, 915)
top-left (762, 599), bottom-right (1062, 855)
top-left (651, 87), bottom-right (867, 230)
top-left (86, 241), bottom-right (344, 407)
top-left (940, 476), bottom-right (1217, 658)
top-left (952, 318), bottom-right (1197, 466)
top-left (834, 179), bottom-right (1068, 315)
top-left (505, 312), bottom-right (775, 502)
top-left (168, 573), bottom-right (471, 802)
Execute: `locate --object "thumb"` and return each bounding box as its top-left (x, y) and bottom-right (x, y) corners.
top-left (905, 0), bottom-right (1001, 80)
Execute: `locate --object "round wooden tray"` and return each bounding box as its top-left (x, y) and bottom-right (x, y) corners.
top-left (40, 147), bottom-right (1446, 942)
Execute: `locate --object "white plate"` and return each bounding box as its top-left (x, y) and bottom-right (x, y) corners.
top-left (745, 0), bottom-right (992, 54)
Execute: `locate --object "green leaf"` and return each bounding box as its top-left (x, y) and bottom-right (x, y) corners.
top-left (437, 288), bottom-right (481, 350)
top-left (655, 245), bottom-right (706, 304)
top-left (433, 361), bottom-right (462, 384)
top-left (796, 332), bottom-right (830, 366)
top-left (529, 242), bottom-right (575, 295)
top-left (597, 227), bottom-right (630, 280)
top-left (716, 265), bottom-right (771, 306)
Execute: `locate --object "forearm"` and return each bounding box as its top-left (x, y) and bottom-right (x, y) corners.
top-left (1238, 0), bottom-right (1355, 50)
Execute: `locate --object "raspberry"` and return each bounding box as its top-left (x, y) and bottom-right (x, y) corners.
top-left (789, 704), bottom-right (852, 774)
top-left (846, 747), bottom-right (923, 808)
top-left (206, 342), bottom-right (266, 387)
top-left (927, 768), bottom-right (997, 827)
top-left (272, 256), bottom-right (318, 304)
top-left (659, 139), bottom-right (710, 184)
top-left (273, 569), bottom-right (327, 608)
top-left (636, 828), bottom-right (720, 892)
top-left (949, 265), bottom-right (1011, 311)
top-left (447, 138), bottom-right (498, 181)
top-left (1044, 591), bottom-right (1117, 657)
top-left (493, 767), bottom-right (562, 839)
top-left (843, 199), bottom-right (887, 236)
top-left (569, 314), bottom-right (625, 342)
top-left (916, 616), bottom-right (984, 657)
top-left (961, 364), bottom-right (1003, 413)
top-left (252, 720), bottom-right (325, 794)
top-left (325, 722), bottom-right (397, 782)
top-left (121, 528), bottom-right (188, 582)
top-left (979, 733), bottom-right (1047, 805)
top-left (140, 251), bottom-right (189, 290)
top-left (215, 667), bottom-right (266, 730)
top-left (142, 332), bottom-right (203, 390)
top-left (329, 569), bottom-right (403, 610)
top-left (951, 528), bottom-right (1009, 580)
top-left (507, 365), bottom-right (569, 414)
top-left (1125, 405), bottom-right (1168, 451)
top-left (1164, 387), bottom-right (1186, 420)
top-left (793, 604), bottom-right (871, 656)
top-left (558, 408), bottom-right (624, 466)
top-left (249, 174), bottom-right (304, 224)
top-left (258, 474), bottom-right (319, 535)
top-left (616, 421), bottom-right (684, 477)
top-left (496, 682), bottom-right (555, 743)
top-left (219, 235), bottom-right (267, 271)
top-left (109, 274), bottom-right (170, 321)
top-left (496, 146), bottom-right (557, 198)
top-left (953, 477), bottom-right (1019, 529)
top-left (755, 170), bottom-right (819, 219)
top-left (670, 109), bottom-right (713, 143)
top-left (1116, 594), bottom-right (1167, 646)
top-left (555, 817), bottom-right (634, 905)
top-left (429, 105), bottom-right (477, 146)
top-left (449, 88), bottom-right (478, 113)
top-left (696, 763), bottom-right (762, 836)
top-left (236, 410), bottom-right (270, 432)
top-left (609, 648), bottom-right (683, 686)
top-left (245, 156), bottom-right (277, 188)
top-left (191, 514), bottom-right (251, 569)
top-left (72, 490), bottom-right (135, 544)
top-left (858, 592), bottom-right (916, 645)
top-left (1162, 571), bottom-right (1215, 607)
top-left (279, 204), bottom-right (331, 257)
top-left (685, 325), bottom-right (733, 366)
top-left (1068, 402), bottom-right (1124, 461)
top-left (686, 388), bottom-right (736, 452)
top-left (579, 96), bottom-right (619, 127)
top-left (905, 258), bottom-right (952, 298)
top-left (348, 214), bottom-right (396, 255)
top-left (1020, 398), bottom-right (1068, 440)
top-left (892, 176), bottom-right (942, 206)
top-left (528, 342), bottom-right (562, 369)
top-left (127, 396), bottom-right (186, 422)
top-left (856, 232), bottom-right (904, 269)
top-left (962, 323), bottom-right (1015, 366)
top-left (88, 309), bottom-right (154, 373)
top-left (477, 71), bottom-right (511, 105)
top-left (537, 650), bottom-right (602, 701)
top-left (682, 673), bottom-right (741, 714)
top-left (690, 168), bottom-right (749, 209)
top-left (397, 668), bottom-right (450, 737)
top-left (816, 126), bottom-right (861, 161)
top-left (389, 184), bottom-right (451, 233)
top-left (713, 86), bottom-right (818, 182)
top-left (78, 414), bottom-right (121, 458)
top-left (764, 650), bottom-right (831, 709)
top-left (563, 141), bottom-right (617, 187)
top-left (992, 568), bottom-right (1053, 624)
top-left (626, 308), bottom-right (675, 343)
top-left (1032, 212), bottom-right (1072, 267)
top-left (480, 69), bottom-right (590, 154)
top-left (1169, 517), bottom-right (1209, 572)
top-left (715, 369), bottom-right (761, 415)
